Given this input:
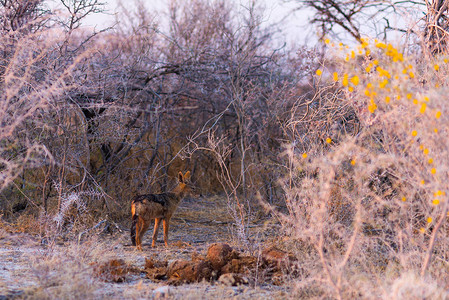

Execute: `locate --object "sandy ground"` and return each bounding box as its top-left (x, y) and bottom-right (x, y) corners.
top-left (0, 196), bottom-right (292, 299)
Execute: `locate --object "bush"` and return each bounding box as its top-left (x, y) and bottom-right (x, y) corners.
top-left (273, 39), bottom-right (449, 298)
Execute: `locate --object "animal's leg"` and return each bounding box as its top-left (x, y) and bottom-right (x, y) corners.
top-left (152, 218), bottom-right (161, 247)
top-left (163, 218), bottom-right (170, 247)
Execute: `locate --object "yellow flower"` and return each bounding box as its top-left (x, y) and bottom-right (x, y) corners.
top-left (351, 50), bottom-right (355, 59)
top-left (432, 199), bottom-right (440, 205)
top-left (342, 74), bottom-right (349, 86)
top-left (428, 158), bottom-right (433, 164)
top-left (350, 76), bottom-right (359, 86)
top-left (435, 190), bottom-right (443, 196)
top-left (420, 103), bottom-right (427, 114)
top-left (365, 66), bottom-right (371, 72)
top-left (302, 153), bottom-right (308, 158)
top-left (316, 69), bottom-right (323, 76)
top-left (401, 197), bottom-right (406, 202)
top-left (445, 58), bottom-right (449, 63)
top-left (373, 59), bottom-right (379, 65)
top-left (436, 111), bottom-right (441, 119)
top-left (411, 130), bottom-right (418, 137)
top-left (434, 64), bottom-right (440, 71)
top-left (333, 72), bottom-right (339, 82)
top-left (326, 137), bottom-right (332, 144)
top-left (366, 83), bottom-right (374, 89)
top-left (424, 96), bottom-right (429, 102)
top-left (427, 217), bottom-right (433, 223)
top-left (385, 96), bottom-right (391, 103)
top-left (420, 227), bottom-right (425, 233)
top-left (406, 93), bottom-right (412, 100)
top-left (409, 71), bottom-right (415, 78)
top-left (376, 66), bottom-right (391, 78)
top-left (360, 38), bottom-right (368, 48)
top-left (368, 101), bottom-right (378, 113)
top-left (413, 99), bottom-right (418, 105)
top-left (423, 148), bottom-right (429, 155)
top-left (348, 86), bottom-right (354, 92)
top-left (350, 159), bottom-right (356, 165)
top-left (434, 128), bottom-right (439, 133)
top-left (421, 179), bottom-right (425, 185)
top-left (379, 79), bottom-right (388, 88)
top-left (325, 38), bottom-right (330, 44)
top-left (431, 168), bottom-right (436, 174)
top-left (394, 53), bottom-right (404, 62)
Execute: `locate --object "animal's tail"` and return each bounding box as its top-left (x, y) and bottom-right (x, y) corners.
top-left (130, 202), bottom-right (138, 246)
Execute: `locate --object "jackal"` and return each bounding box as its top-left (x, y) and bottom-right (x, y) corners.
top-left (130, 171), bottom-right (191, 250)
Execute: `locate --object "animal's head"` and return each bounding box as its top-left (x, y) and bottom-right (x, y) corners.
top-left (177, 171), bottom-right (200, 198)
top-left (177, 171), bottom-right (191, 187)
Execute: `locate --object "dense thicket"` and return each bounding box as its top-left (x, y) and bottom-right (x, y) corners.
top-left (0, 0), bottom-right (334, 221)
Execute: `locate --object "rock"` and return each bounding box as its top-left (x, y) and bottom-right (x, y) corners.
top-left (220, 256), bottom-right (258, 274)
top-left (262, 246), bottom-right (289, 261)
top-left (166, 259), bottom-right (213, 284)
top-left (262, 246), bottom-right (295, 264)
top-left (144, 257), bottom-right (168, 281)
top-left (261, 246), bottom-right (297, 273)
top-left (218, 273), bottom-right (249, 286)
top-left (145, 257), bottom-right (168, 269)
top-left (206, 243), bottom-right (237, 271)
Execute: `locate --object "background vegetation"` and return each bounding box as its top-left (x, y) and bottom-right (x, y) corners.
top-left (1, 0), bottom-right (449, 298)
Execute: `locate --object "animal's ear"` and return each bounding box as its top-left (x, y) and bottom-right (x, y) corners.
top-left (183, 171), bottom-right (191, 181)
top-left (178, 171), bottom-right (184, 183)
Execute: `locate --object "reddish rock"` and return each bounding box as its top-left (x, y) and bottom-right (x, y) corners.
top-left (167, 259), bottom-right (213, 284)
top-left (144, 257), bottom-right (168, 281)
top-left (206, 243), bottom-right (236, 271)
top-left (220, 256), bottom-right (258, 274)
top-left (262, 246), bottom-right (295, 263)
top-left (262, 246), bottom-right (297, 273)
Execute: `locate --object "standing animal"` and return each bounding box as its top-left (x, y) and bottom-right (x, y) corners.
top-left (130, 171), bottom-right (191, 250)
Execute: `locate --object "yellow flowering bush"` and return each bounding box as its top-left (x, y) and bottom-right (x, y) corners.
top-left (280, 37), bottom-right (449, 298)
top-left (324, 40), bottom-right (448, 219)
top-left (298, 37), bottom-right (449, 286)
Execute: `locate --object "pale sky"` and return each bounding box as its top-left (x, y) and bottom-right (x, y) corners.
top-left (74, 0), bottom-right (315, 46)
top-left (51, 0), bottom-right (411, 46)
